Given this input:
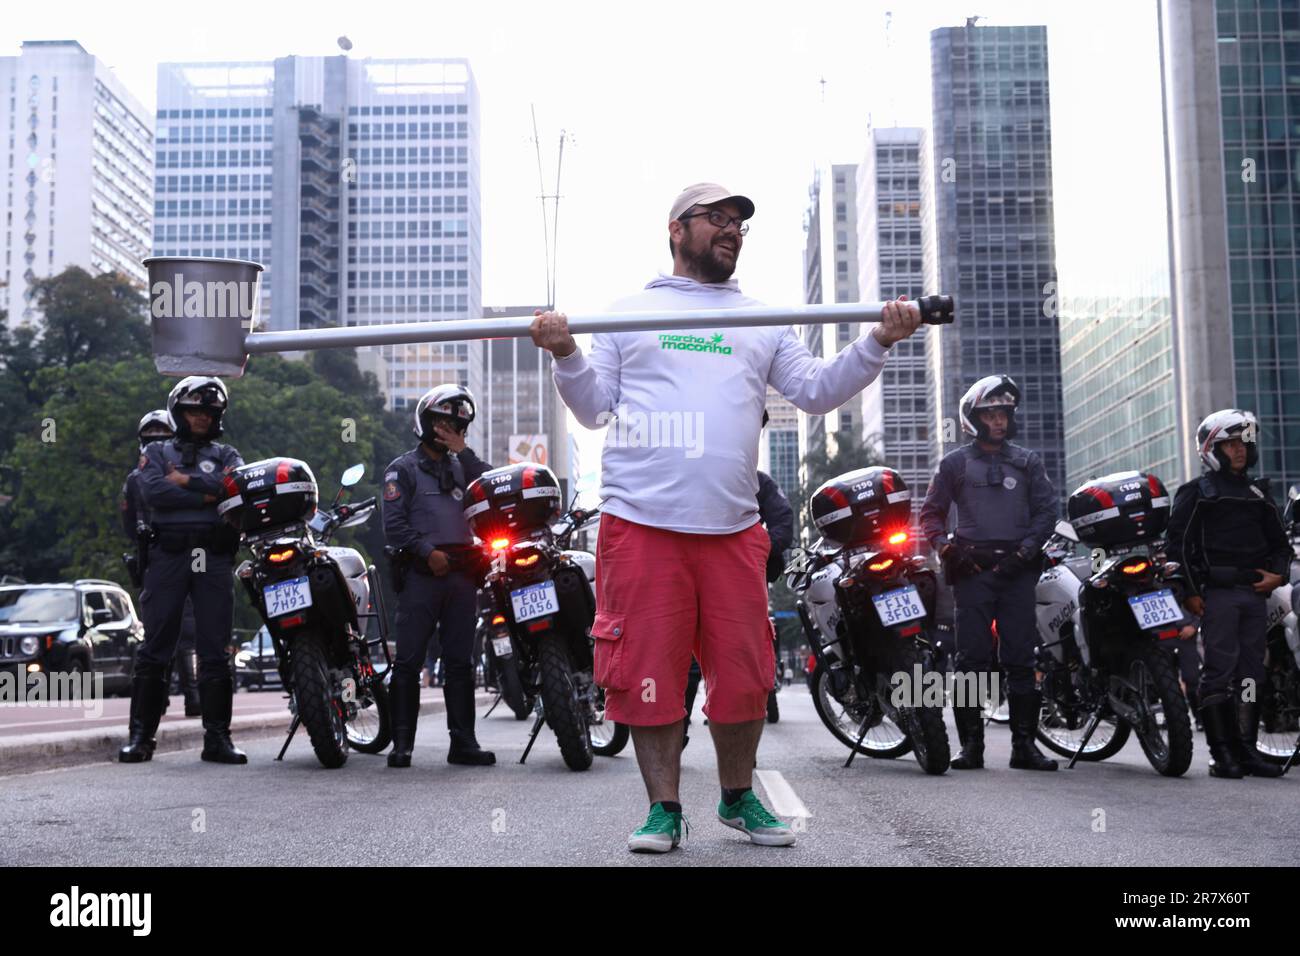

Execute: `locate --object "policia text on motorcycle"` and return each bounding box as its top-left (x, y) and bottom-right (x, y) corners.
top-left (119, 377), bottom-right (247, 764)
top-left (1166, 409), bottom-right (1287, 779)
top-left (920, 375), bottom-right (1060, 772)
top-left (382, 384), bottom-right (496, 768)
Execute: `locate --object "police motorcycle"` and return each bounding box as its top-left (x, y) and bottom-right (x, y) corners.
top-left (221, 460), bottom-right (393, 768)
top-left (786, 467), bottom-right (951, 775)
top-left (1032, 471), bottom-right (1193, 776)
top-left (1257, 487), bottom-right (1300, 768)
top-left (465, 463), bottom-right (629, 770)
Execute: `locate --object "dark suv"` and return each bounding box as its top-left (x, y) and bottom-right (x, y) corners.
top-left (0, 580), bottom-right (144, 695)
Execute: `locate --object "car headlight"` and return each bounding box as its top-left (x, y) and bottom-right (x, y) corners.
top-left (19, 636), bottom-right (39, 656)
top-left (234, 651), bottom-right (253, 666)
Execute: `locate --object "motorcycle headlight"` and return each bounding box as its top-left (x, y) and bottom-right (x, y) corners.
top-left (19, 636), bottom-right (39, 656)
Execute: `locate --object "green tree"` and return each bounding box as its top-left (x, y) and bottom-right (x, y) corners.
top-left (32, 267), bottom-right (150, 370)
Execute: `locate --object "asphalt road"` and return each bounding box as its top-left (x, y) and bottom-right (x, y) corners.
top-left (1, 688), bottom-right (1296, 867)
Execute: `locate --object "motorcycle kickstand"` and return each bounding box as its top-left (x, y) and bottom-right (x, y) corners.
top-left (483, 693), bottom-right (502, 719)
top-left (275, 715), bottom-right (301, 761)
top-left (1281, 733), bottom-right (1300, 775)
top-left (519, 710), bottom-right (546, 765)
top-left (1066, 708), bottom-right (1104, 770)
top-left (844, 713), bottom-right (875, 769)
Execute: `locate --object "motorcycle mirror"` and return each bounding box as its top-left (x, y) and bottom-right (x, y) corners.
top-left (1288, 484), bottom-right (1300, 501)
top-left (341, 463), bottom-right (365, 487)
top-left (1054, 519), bottom-right (1079, 542)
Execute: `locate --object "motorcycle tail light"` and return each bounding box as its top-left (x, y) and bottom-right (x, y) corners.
top-left (514, 554), bottom-right (540, 567)
top-left (526, 618), bottom-right (551, 632)
top-left (1157, 629), bottom-right (1179, 640)
top-left (1120, 559), bottom-right (1150, 576)
top-left (279, 614), bottom-right (305, 629)
top-left (898, 624), bottom-right (922, 637)
top-left (490, 537), bottom-right (510, 551)
top-left (268, 547), bottom-right (297, 564)
top-left (888, 531), bottom-right (909, 546)
top-left (868, 557), bottom-right (895, 573)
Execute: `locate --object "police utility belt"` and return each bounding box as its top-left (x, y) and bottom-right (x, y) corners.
top-left (385, 544), bottom-right (486, 593)
top-left (149, 524), bottom-right (240, 555)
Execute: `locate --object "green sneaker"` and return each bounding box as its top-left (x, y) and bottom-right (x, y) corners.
top-left (628, 802), bottom-right (687, 854)
top-left (717, 790), bottom-right (796, 846)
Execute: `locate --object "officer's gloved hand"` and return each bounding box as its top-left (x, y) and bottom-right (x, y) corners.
top-left (994, 546), bottom-right (1037, 578)
top-left (940, 542), bottom-right (980, 577)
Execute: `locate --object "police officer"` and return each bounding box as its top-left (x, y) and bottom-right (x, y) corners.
top-left (383, 384), bottom-right (495, 768)
top-left (920, 375), bottom-right (1059, 771)
top-left (1166, 409), bottom-right (1288, 779)
top-left (118, 377), bottom-right (245, 764)
top-left (120, 410), bottom-right (202, 719)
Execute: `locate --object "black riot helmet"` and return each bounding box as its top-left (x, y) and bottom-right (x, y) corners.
top-left (167, 376), bottom-right (229, 441)
top-left (136, 409), bottom-right (176, 453)
top-left (960, 374), bottom-right (1021, 442)
top-left (413, 384), bottom-right (476, 453)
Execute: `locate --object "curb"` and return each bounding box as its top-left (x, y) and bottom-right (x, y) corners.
top-left (0, 692), bottom-right (496, 776)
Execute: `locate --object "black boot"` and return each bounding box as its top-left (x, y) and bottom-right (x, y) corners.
top-left (387, 671), bottom-right (419, 768)
top-left (1235, 701), bottom-right (1284, 778)
top-left (445, 670), bottom-right (495, 766)
top-left (1201, 698), bottom-right (1244, 778)
top-left (1008, 692), bottom-right (1058, 771)
top-left (198, 677), bottom-right (248, 764)
top-left (118, 675), bottom-right (169, 763)
top-left (949, 706), bottom-right (985, 770)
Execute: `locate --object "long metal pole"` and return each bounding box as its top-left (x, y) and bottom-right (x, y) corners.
top-left (243, 298), bottom-right (954, 355)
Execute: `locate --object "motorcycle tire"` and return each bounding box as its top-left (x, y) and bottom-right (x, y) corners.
top-left (539, 634), bottom-right (594, 771)
top-left (290, 632), bottom-right (348, 769)
top-left (497, 654), bottom-right (532, 721)
top-left (766, 690), bottom-right (780, 724)
top-left (811, 662), bottom-right (911, 758)
top-left (589, 686), bottom-right (629, 756)
top-left (346, 674), bottom-right (392, 754)
top-left (1036, 707), bottom-right (1132, 761)
top-left (1130, 646), bottom-right (1193, 777)
top-left (892, 641), bottom-right (950, 775)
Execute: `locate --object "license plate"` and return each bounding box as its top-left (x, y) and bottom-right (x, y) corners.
top-left (1127, 589), bottom-right (1182, 630)
top-left (264, 576), bottom-right (312, 618)
top-left (491, 636), bottom-right (513, 658)
top-left (511, 581), bottom-right (559, 623)
top-left (872, 584), bottom-right (926, 627)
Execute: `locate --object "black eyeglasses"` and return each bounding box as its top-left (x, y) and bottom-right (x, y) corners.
top-left (678, 209), bottom-right (749, 235)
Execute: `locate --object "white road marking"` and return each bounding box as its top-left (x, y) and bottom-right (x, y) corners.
top-left (755, 769), bottom-right (811, 819)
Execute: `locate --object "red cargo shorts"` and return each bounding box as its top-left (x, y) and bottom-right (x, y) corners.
top-left (591, 512), bottom-right (775, 726)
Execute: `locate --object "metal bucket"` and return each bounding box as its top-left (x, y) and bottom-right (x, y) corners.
top-left (144, 256), bottom-right (264, 378)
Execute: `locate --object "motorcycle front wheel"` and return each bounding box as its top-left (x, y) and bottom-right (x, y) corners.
top-left (345, 671), bottom-right (392, 754)
top-left (811, 662), bottom-right (911, 758)
top-left (290, 631), bottom-right (348, 769)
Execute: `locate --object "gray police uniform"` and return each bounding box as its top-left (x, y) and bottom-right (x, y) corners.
top-left (136, 437), bottom-right (243, 683)
top-left (919, 440), bottom-right (1057, 696)
top-left (1166, 469), bottom-right (1291, 706)
top-left (382, 443), bottom-right (491, 746)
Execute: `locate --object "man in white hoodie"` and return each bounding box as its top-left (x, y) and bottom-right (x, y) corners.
top-left (530, 183), bottom-right (920, 853)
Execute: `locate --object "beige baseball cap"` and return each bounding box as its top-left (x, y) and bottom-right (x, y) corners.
top-left (669, 183), bottom-right (755, 222)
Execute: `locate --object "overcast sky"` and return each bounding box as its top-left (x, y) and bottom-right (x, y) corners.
top-left (7, 0), bottom-right (1163, 486)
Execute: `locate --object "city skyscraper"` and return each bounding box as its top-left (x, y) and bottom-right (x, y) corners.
top-left (1162, 0), bottom-right (1300, 488)
top-left (921, 22), bottom-right (1067, 496)
top-left (857, 125), bottom-right (931, 516)
top-left (153, 56), bottom-right (481, 410)
top-left (0, 40), bottom-right (153, 326)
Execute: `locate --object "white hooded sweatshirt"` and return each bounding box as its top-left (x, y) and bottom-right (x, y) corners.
top-left (552, 274), bottom-right (890, 534)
